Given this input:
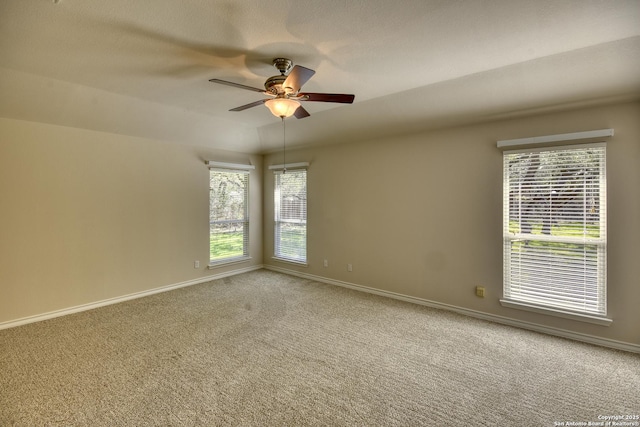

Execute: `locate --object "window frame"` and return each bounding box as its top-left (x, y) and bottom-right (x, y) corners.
top-left (273, 168), bottom-right (307, 265)
top-left (208, 166), bottom-right (252, 267)
top-left (500, 142), bottom-right (611, 325)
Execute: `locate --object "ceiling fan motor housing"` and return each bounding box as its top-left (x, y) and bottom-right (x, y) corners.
top-left (265, 58), bottom-right (295, 95)
top-left (264, 75), bottom-right (288, 95)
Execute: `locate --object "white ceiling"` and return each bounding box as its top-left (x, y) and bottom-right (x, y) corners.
top-left (1, 0), bottom-right (639, 153)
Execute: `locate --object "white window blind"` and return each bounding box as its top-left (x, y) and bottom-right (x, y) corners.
top-left (274, 169), bottom-right (307, 263)
top-left (209, 169), bottom-right (249, 263)
top-left (503, 143), bottom-right (606, 316)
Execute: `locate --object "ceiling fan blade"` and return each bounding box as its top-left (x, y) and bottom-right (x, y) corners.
top-left (209, 78), bottom-right (265, 93)
top-left (283, 65), bottom-right (316, 93)
top-left (294, 105), bottom-right (311, 119)
top-left (229, 99), bottom-right (268, 111)
top-left (299, 93), bottom-right (355, 103)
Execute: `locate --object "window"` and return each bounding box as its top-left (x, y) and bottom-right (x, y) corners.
top-left (502, 143), bottom-right (607, 320)
top-left (274, 169), bottom-right (307, 263)
top-left (209, 168), bottom-right (250, 264)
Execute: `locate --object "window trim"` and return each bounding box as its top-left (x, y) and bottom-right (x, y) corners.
top-left (499, 299), bottom-right (612, 326)
top-left (208, 255), bottom-right (252, 269)
top-left (208, 163), bottom-right (252, 265)
top-left (271, 256), bottom-right (308, 267)
top-left (273, 168), bottom-right (308, 265)
top-left (497, 128), bottom-right (614, 148)
top-left (500, 140), bottom-right (611, 325)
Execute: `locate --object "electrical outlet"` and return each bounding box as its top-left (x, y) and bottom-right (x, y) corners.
top-left (323, 259), bottom-right (328, 267)
top-left (347, 263), bottom-right (353, 272)
top-left (476, 286), bottom-right (485, 298)
top-left (194, 260), bottom-right (200, 269)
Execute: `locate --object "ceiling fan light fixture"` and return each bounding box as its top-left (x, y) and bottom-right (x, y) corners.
top-left (265, 98), bottom-right (300, 118)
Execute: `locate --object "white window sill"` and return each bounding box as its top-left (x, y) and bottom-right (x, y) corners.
top-left (500, 299), bottom-right (612, 326)
top-left (208, 256), bottom-right (252, 269)
top-left (272, 257), bottom-right (308, 267)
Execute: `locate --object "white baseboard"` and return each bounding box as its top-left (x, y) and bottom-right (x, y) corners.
top-left (264, 265), bottom-right (640, 354)
top-left (0, 264), bottom-right (263, 331)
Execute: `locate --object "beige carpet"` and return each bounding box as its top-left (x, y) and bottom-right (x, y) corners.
top-left (1, 270), bottom-right (638, 426)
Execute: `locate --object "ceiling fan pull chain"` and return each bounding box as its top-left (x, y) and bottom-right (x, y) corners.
top-left (282, 117), bottom-right (286, 174)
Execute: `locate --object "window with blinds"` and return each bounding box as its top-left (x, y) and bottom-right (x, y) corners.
top-left (502, 143), bottom-right (606, 317)
top-left (209, 169), bottom-right (249, 263)
top-left (274, 169), bottom-right (307, 263)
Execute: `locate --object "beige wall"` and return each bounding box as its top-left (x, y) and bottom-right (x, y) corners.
top-left (263, 101), bottom-right (640, 346)
top-left (0, 118), bottom-right (262, 324)
top-left (2, 102), bottom-right (638, 347)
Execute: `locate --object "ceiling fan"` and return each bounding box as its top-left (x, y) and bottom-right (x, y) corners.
top-left (209, 58), bottom-right (355, 119)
